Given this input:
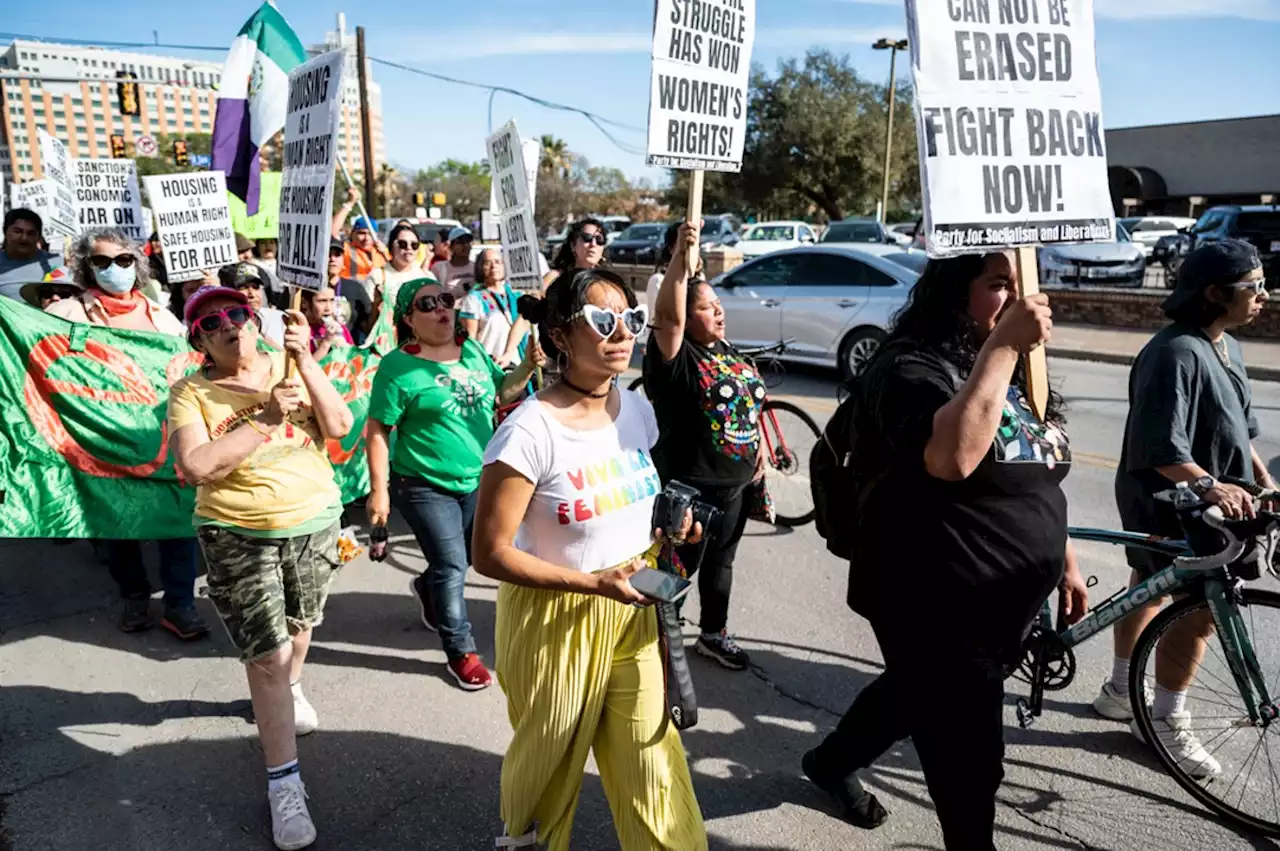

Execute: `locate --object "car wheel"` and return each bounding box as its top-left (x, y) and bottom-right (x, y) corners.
top-left (838, 327), bottom-right (886, 383)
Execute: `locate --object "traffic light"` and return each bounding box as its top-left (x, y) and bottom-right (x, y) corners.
top-left (413, 192), bottom-right (426, 206)
top-left (432, 192), bottom-right (447, 206)
top-left (173, 139), bottom-right (189, 167)
top-left (109, 135), bottom-right (126, 158)
top-left (115, 70), bottom-right (139, 117)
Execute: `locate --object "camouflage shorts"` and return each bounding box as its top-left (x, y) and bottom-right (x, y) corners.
top-left (196, 522), bottom-right (342, 663)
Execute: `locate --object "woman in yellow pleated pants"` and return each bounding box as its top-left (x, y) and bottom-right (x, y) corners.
top-left (473, 269), bottom-right (708, 850)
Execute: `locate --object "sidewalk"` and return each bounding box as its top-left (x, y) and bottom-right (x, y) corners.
top-left (1050, 323), bottom-right (1280, 381)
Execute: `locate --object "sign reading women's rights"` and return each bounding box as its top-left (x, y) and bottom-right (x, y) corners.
top-left (486, 121), bottom-right (542, 290)
top-left (142, 171), bottom-right (238, 283)
top-left (646, 0), bottom-right (756, 172)
top-left (73, 159), bottom-right (146, 240)
top-left (907, 0), bottom-right (1115, 254)
top-left (277, 49), bottom-right (345, 291)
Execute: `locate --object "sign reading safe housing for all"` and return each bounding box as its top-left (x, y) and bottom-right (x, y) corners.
top-left (906, 0), bottom-right (1115, 255)
top-left (143, 171), bottom-right (238, 283)
top-left (646, 0), bottom-right (756, 173)
top-left (276, 49), bottom-right (346, 292)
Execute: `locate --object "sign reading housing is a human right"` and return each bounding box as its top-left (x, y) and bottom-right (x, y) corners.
top-left (276, 49), bottom-right (345, 292)
top-left (907, 0), bottom-right (1115, 254)
top-left (486, 121), bottom-right (542, 291)
top-left (143, 171), bottom-right (238, 283)
top-left (646, 0), bottom-right (756, 172)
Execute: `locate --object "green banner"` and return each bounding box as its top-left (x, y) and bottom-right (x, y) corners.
top-left (0, 297), bottom-right (396, 539)
top-left (229, 171), bottom-right (282, 240)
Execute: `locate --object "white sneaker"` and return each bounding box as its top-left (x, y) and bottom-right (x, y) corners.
top-left (1093, 681), bottom-right (1137, 720)
top-left (269, 775), bottom-right (317, 850)
top-left (292, 682), bottom-right (319, 737)
top-left (1131, 712), bottom-right (1223, 779)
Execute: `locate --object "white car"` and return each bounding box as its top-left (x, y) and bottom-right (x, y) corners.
top-left (738, 221), bottom-right (818, 259)
top-left (1118, 216), bottom-right (1197, 258)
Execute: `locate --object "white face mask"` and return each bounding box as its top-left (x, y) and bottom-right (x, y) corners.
top-left (92, 262), bottom-right (137, 294)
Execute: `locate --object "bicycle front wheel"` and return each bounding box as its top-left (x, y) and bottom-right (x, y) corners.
top-left (759, 399), bottom-right (820, 527)
top-left (1130, 588), bottom-right (1280, 836)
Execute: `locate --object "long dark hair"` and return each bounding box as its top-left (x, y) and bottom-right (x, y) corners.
top-left (551, 217), bottom-right (605, 276)
top-left (517, 268), bottom-right (636, 366)
top-left (868, 253), bottom-right (1065, 425)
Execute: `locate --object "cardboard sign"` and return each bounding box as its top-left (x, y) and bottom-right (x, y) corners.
top-left (229, 171), bottom-right (282, 240)
top-left (143, 171), bottom-right (238, 283)
top-left (485, 121), bottom-right (542, 290)
top-left (907, 0), bottom-right (1115, 255)
top-left (276, 50), bottom-right (346, 291)
top-left (646, 0), bottom-right (756, 173)
top-left (11, 178), bottom-right (77, 243)
top-left (487, 138), bottom-right (540, 218)
top-left (34, 131), bottom-right (79, 239)
top-left (72, 159), bottom-right (146, 240)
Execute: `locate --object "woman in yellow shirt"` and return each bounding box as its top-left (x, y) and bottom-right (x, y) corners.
top-left (169, 284), bottom-right (353, 851)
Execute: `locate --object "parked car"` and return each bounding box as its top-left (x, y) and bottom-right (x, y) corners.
top-left (711, 244), bottom-right (924, 381)
top-left (542, 228), bottom-right (568, 261)
top-left (701, 214), bottom-right (743, 248)
top-left (1118, 216), bottom-right (1197, 258)
top-left (1154, 205), bottom-right (1280, 283)
top-left (739, 221), bottom-right (818, 259)
top-left (1038, 223), bottom-right (1146, 288)
top-left (819, 218), bottom-right (897, 246)
top-left (599, 215), bottom-right (633, 244)
top-left (887, 222), bottom-right (919, 247)
top-left (377, 217), bottom-right (462, 247)
top-left (605, 222), bottom-right (670, 266)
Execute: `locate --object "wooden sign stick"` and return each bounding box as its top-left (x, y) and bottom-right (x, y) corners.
top-left (286, 288), bottom-right (302, 379)
top-left (686, 170), bottom-right (705, 272)
top-left (1015, 244), bottom-right (1049, 421)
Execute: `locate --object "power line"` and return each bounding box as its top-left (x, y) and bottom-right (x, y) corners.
top-left (0, 31), bottom-right (648, 154)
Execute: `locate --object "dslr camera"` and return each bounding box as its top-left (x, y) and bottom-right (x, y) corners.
top-left (652, 481), bottom-right (721, 545)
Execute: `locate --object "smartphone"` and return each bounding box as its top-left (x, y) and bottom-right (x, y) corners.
top-left (629, 568), bottom-right (693, 604)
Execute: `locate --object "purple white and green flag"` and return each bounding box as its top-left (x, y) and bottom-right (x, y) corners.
top-left (211, 2), bottom-right (307, 216)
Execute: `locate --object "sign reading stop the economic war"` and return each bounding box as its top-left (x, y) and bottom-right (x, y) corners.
top-left (143, 171), bottom-right (238, 283)
top-left (0, 297), bottom-right (397, 539)
top-left (906, 0), bottom-right (1115, 254)
top-left (486, 121), bottom-right (542, 290)
top-left (73, 158), bottom-right (147, 240)
top-left (646, 0), bottom-right (756, 172)
top-left (277, 49), bottom-right (346, 291)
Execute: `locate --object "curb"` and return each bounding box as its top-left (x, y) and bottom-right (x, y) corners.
top-left (1049, 347), bottom-right (1280, 383)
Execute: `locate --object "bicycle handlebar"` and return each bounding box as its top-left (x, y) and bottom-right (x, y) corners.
top-left (737, 338), bottom-right (796, 358)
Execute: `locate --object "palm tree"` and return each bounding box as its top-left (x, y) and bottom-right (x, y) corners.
top-left (540, 135), bottom-right (572, 180)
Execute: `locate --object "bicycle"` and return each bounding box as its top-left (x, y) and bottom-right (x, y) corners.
top-left (1015, 478), bottom-right (1280, 835)
top-left (628, 339), bottom-right (821, 527)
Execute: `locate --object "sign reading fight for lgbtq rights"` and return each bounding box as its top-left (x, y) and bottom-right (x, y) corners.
top-left (906, 0), bottom-right (1115, 254)
top-left (486, 121), bottom-right (542, 291)
top-left (646, 0), bottom-right (756, 172)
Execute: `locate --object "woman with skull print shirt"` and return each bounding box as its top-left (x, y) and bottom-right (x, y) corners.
top-left (643, 221), bottom-right (766, 671)
top-left (365, 278), bottom-right (541, 691)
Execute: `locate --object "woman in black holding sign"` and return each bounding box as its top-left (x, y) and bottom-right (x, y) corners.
top-left (800, 252), bottom-right (1088, 849)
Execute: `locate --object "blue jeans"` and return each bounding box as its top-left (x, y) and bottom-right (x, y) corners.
top-left (105, 539), bottom-right (199, 610)
top-left (392, 475), bottom-right (477, 660)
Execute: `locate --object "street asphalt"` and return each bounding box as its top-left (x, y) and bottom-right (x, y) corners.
top-left (4, 357), bottom-right (1280, 851)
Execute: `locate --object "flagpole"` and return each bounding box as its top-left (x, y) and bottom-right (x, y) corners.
top-left (337, 158), bottom-right (375, 229)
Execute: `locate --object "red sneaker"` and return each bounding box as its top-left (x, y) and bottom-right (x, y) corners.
top-left (447, 653), bottom-right (493, 691)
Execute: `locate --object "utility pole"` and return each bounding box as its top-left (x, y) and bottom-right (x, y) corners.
top-left (873, 38), bottom-right (908, 224)
top-left (356, 26), bottom-right (377, 218)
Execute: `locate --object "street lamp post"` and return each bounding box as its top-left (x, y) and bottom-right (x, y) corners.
top-left (873, 37), bottom-right (909, 225)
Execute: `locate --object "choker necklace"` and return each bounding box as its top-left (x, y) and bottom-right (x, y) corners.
top-left (560, 376), bottom-right (613, 398)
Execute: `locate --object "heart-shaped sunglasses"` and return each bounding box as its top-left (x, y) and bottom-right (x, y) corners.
top-left (569, 304), bottom-right (649, 339)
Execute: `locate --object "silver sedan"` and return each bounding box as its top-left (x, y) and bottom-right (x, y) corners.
top-left (711, 244), bottom-right (925, 381)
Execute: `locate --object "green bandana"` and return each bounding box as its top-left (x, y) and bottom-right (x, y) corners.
top-left (394, 277), bottom-right (439, 324)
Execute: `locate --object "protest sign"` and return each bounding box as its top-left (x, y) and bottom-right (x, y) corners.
top-left (487, 138), bottom-right (540, 218)
top-left (276, 49), bottom-right (345, 292)
top-left (73, 159), bottom-right (146, 240)
top-left (36, 131), bottom-right (78, 241)
top-left (11, 179), bottom-right (77, 247)
top-left (906, 0), bottom-right (1115, 255)
top-left (143, 171), bottom-right (238, 283)
top-left (646, 0), bottom-right (756, 173)
top-left (486, 121), bottom-right (542, 290)
top-left (229, 171), bottom-right (282, 240)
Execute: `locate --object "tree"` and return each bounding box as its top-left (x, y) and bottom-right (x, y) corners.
top-left (539, 135), bottom-right (572, 180)
top-left (666, 50), bottom-right (920, 223)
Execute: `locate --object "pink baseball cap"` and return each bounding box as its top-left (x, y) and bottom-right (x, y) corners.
top-left (183, 285), bottom-right (249, 326)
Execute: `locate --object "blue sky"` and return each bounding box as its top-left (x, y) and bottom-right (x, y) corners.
top-left (6, 0), bottom-right (1280, 185)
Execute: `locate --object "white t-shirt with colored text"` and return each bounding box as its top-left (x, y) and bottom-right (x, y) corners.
top-left (484, 390), bottom-right (661, 573)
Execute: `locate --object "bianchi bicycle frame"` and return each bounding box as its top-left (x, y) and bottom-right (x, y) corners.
top-left (1018, 526), bottom-right (1276, 728)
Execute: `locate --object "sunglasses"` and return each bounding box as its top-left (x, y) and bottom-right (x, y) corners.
top-left (578, 233), bottom-right (608, 247)
top-left (394, 239), bottom-right (421, 251)
top-left (571, 304), bottom-right (648, 339)
top-left (88, 253), bottom-right (137, 270)
top-left (1230, 278), bottom-right (1268, 295)
top-left (195, 305), bottom-right (254, 334)
top-left (413, 292), bottom-right (456, 313)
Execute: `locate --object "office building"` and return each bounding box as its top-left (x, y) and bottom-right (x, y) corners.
top-left (308, 12), bottom-right (385, 183)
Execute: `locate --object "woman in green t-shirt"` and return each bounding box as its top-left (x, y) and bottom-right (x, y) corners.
top-left (366, 278), bottom-right (541, 690)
